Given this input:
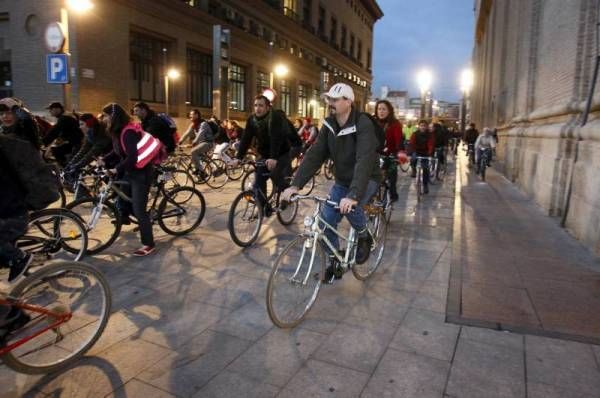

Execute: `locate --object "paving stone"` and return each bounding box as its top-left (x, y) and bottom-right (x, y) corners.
top-left (209, 300), bottom-right (273, 341)
top-left (227, 327), bottom-right (324, 387)
top-left (139, 302), bottom-right (233, 349)
top-left (299, 294), bottom-right (356, 335)
top-left (312, 316), bottom-right (397, 374)
top-left (527, 381), bottom-right (598, 398)
top-left (525, 335), bottom-right (600, 396)
top-left (446, 338), bottom-right (525, 398)
top-left (361, 348), bottom-right (450, 398)
top-left (410, 281), bottom-right (448, 313)
top-left (278, 359), bottom-right (370, 398)
top-left (390, 308), bottom-right (460, 361)
top-left (0, 366), bottom-right (43, 398)
top-left (460, 325), bottom-right (523, 351)
top-left (106, 378), bottom-right (176, 398)
top-left (193, 369), bottom-right (279, 398)
top-left (39, 338), bottom-right (171, 397)
top-left (137, 329), bottom-right (251, 397)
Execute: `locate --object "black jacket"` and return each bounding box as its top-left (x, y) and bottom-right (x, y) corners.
top-left (142, 111), bottom-right (175, 153)
top-left (68, 128), bottom-right (112, 169)
top-left (464, 128), bottom-right (479, 145)
top-left (237, 109), bottom-right (290, 160)
top-left (0, 135), bottom-right (32, 217)
top-left (292, 107), bottom-right (382, 201)
top-left (42, 114), bottom-right (83, 147)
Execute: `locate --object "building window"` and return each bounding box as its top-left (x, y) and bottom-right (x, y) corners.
top-left (302, 0), bottom-right (312, 25)
top-left (298, 84), bottom-right (308, 117)
top-left (367, 48), bottom-right (372, 70)
top-left (311, 88), bottom-right (319, 118)
top-left (280, 79), bottom-right (291, 115)
top-left (0, 62), bottom-right (12, 98)
top-left (317, 5), bottom-right (326, 37)
top-left (186, 48), bottom-right (212, 108)
top-left (357, 39), bottom-right (362, 64)
top-left (341, 25), bottom-right (347, 52)
top-left (229, 63), bottom-right (246, 111)
top-left (284, 0), bottom-right (298, 21)
top-left (350, 33), bottom-right (355, 58)
top-left (257, 70), bottom-right (269, 94)
top-left (130, 32), bottom-right (170, 103)
top-left (330, 16), bottom-right (337, 45)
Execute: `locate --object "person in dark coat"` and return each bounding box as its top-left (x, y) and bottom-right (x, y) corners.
top-left (42, 102), bottom-right (84, 167)
top-left (133, 102), bottom-right (176, 153)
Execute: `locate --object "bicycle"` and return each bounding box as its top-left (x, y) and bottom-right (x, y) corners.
top-left (378, 156), bottom-right (397, 222)
top-left (465, 143), bottom-right (475, 167)
top-left (66, 165), bottom-right (205, 254)
top-left (266, 194), bottom-right (388, 328)
top-left (16, 208), bottom-right (88, 262)
top-left (228, 160), bottom-right (299, 247)
top-left (477, 148), bottom-right (492, 181)
top-left (0, 261), bottom-right (111, 374)
top-left (414, 156), bottom-right (432, 202)
top-left (432, 146), bottom-right (447, 181)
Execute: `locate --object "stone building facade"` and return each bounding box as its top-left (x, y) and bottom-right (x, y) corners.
top-left (0, 0), bottom-right (382, 124)
top-left (471, 0), bottom-right (600, 254)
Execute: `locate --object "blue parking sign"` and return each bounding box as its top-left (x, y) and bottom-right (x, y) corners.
top-left (47, 54), bottom-right (69, 84)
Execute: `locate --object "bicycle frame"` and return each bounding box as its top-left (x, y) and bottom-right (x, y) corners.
top-left (0, 297), bottom-right (72, 356)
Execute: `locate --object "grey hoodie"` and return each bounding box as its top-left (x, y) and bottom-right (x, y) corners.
top-left (292, 107), bottom-right (382, 201)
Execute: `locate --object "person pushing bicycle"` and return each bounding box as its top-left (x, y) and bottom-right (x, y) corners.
top-left (281, 83), bottom-right (382, 282)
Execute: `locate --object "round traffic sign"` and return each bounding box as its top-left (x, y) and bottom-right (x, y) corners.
top-left (44, 22), bottom-right (65, 53)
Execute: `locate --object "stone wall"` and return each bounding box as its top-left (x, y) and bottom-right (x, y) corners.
top-left (471, 0), bottom-right (600, 254)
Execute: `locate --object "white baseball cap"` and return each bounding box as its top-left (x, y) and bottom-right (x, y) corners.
top-left (322, 83), bottom-right (355, 102)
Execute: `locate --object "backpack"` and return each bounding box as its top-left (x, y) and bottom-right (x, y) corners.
top-left (156, 112), bottom-right (179, 146)
top-left (355, 112), bottom-right (386, 153)
top-left (120, 123), bottom-right (167, 169)
top-left (0, 135), bottom-right (60, 210)
top-left (205, 120), bottom-right (220, 141)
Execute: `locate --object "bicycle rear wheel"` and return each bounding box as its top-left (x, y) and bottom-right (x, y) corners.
top-left (241, 170), bottom-right (274, 200)
top-left (228, 190), bottom-right (263, 247)
top-left (157, 186), bottom-right (206, 235)
top-left (276, 193), bottom-right (299, 226)
top-left (352, 210), bottom-right (387, 280)
top-left (1, 261), bottom-right (111, 374)
top-left (205, 159), bottom-right (229, 189)
top-left (266, 236), bottom-right (325, 328)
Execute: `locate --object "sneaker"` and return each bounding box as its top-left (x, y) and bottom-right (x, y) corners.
top-left (133, 246), bottom-right (156, 257)
top-left (8, 253), bottom-right (32, 284)
top-left (424, 186), bottom-right (429, 194)
top-left (264, 204), bottom-right (273, 218)
top-left (0, 306), bottom-right (31, 341)
top-left (323, 255), bottom-right (344, 284)
top-left (355, 231), bottom-right (374, 264)
top-left (390, 194), bottom-right (399, 203)
top-left (411, 170), bottom-right (417, 178)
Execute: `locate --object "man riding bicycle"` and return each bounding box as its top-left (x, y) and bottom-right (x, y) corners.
top-left (409, 120), bottom-right (435, 194)
top-left (281, 83), bottom-right (382, 283)
top-left (474, 127), bottom-right (497, 173)
top-left (230, 95), bottom-right (293, 216)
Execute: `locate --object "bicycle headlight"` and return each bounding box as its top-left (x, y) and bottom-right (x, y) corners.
top-left (303, 216), bottom-right (314, 227)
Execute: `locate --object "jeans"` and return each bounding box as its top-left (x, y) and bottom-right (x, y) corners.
top-left (191, 141), bottom-right (214, 171)
top-left (435, 146), bottom-right (446, 166)
top-left (320, 180), bottom-right (379, 253)
top-left (0, 214), bottom-right (28, 267)
top-left (476, 148), bottom-right (492, 170)
top-left (254, 153), bottom-right (292, 208)
top-left (410, 154), bottom-right (430, 187)
top-left (381, 156), bottom-right (398, 199)
top-left (116, 167), bottom-right (155, 247)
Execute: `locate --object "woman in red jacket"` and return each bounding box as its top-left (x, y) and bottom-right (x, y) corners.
top-left (375, 100), bottom-right (403, 202)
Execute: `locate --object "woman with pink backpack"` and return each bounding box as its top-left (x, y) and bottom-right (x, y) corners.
top-left (101, 103), bottom-right (164, 256)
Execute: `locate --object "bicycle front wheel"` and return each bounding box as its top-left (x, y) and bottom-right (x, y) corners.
top-left (276, 193), bottom-right (299, 226)
top-left (66, 198), bottom-right (121, 255)
top-left (205, 159), bottom-right (229, 189)
top-left (157, 186), bottom-right (206, 235)
top-left (228, 190), bottom-right (263, 247)
top-left (266, 236), bottom-right (325, 328)
top-left (2, 261), bottom-right (111, 374)
top-left (352, 210), bottom-right (387, 281)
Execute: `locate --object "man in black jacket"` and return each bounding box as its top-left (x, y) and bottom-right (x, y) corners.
top-left (43, 102), bottom-right (83, 167)
top-left (133, 102), bottom-right (176, 153)
top-left (281, 83), bottom-right (382, 281)
top-left (230, 95), bottom-right (292, 213)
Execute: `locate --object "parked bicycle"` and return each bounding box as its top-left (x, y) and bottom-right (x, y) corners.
top-left (266, 194), bottom-right (388, 328)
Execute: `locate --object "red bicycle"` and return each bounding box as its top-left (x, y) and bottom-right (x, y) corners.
top-left (0, 261), bottom-right (111, 374)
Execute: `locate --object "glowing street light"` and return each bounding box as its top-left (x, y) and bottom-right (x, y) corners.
top-left (66, 0), bottom-right (94, 13)
top-left (416, 69), bottom-right (433, 94)
top-left (274, 63), bottom-right (289, 78)
top-left (164, 67), bottom-right (181, 116)
top-left (460, 68), bottom-right (474, 94)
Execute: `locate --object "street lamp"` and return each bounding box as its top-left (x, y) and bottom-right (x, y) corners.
top-left (274, 64), bottom-right (289, 78)
top-left (460, 68), bottom-right (474, 134)
top-left (417, 69), bottom-right (433, 119)
top-left (66, 0), bottom-right (94, 13)
top-left (164, 67), bottom-right (180, 116)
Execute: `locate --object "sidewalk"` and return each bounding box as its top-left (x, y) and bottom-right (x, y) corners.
top-left (447, 155), bottom-right (600, 344)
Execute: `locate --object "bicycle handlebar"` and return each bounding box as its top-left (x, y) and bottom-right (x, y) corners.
top-left (289, 194), bottom-right (354, 211)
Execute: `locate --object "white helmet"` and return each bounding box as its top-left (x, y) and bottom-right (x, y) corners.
top-left (322, 83), bottom-right (355, 102)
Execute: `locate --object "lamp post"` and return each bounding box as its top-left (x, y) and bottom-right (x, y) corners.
top-left (60, 0), bottom-right (94, 111)
top-left (165, 68), bottom-right (180, 116)
top-left (460, 68), bottom-right (474, 135)
top-left (272, 63), bottom-right (288, 108)
top-left (417, 69), bottom-right (432, 120)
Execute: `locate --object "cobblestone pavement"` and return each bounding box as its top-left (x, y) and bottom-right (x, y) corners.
top-left (1, 155), bottom-right (599, 398)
